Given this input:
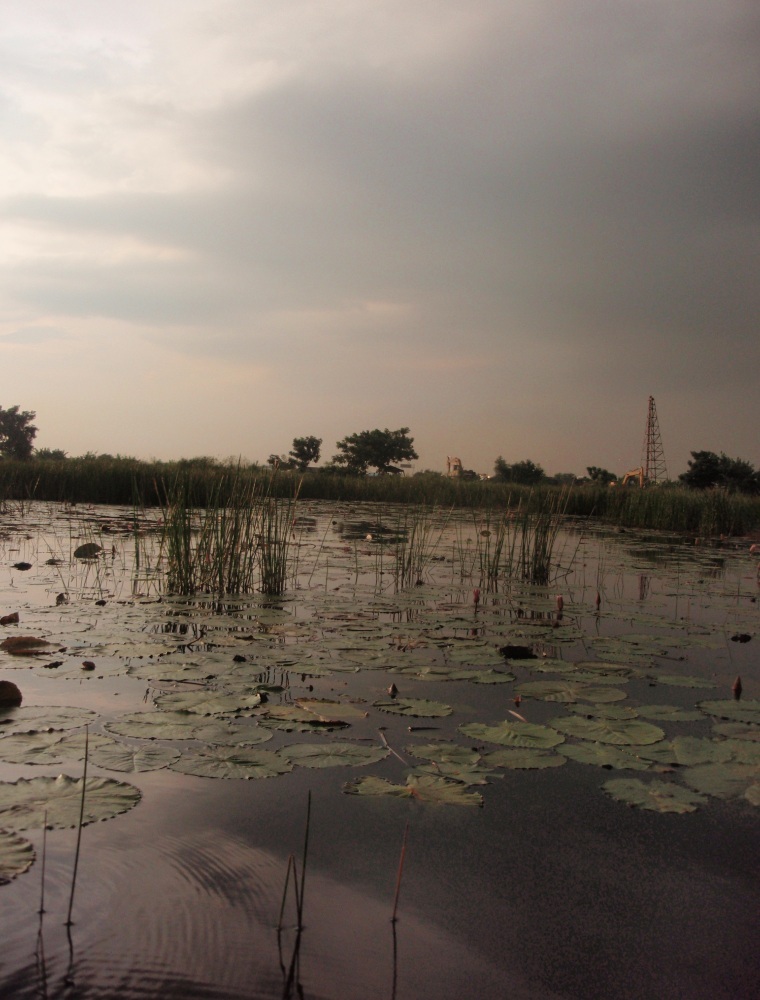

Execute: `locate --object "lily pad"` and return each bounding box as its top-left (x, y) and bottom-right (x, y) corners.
top-left (681, 761), bottom-right (760, 801)
top-left (295, 699), bottom-right (369, 722)
top-left (0, 775), bottom-right (141, 831)
top-left (374, 699), bottom-right (452, 718)
top-left (602, 777), bottom-right (707, 813)
top-left (88, 742), bottom-right (181, 772)
top-left (636, 704), bottom-right (704, 722)
top-left (170, 746), bottom-right (293, 780)
top-left (343, 773), bottom-right (483, 806)
top-left (549, 716), bottom-right (665, 746)
top-left (278, 742), bottom-right (389, 768)
top-left (0, 707), bottom-right (98, 735)
top-left (0, 830), bottom-right (35, 884)
top-left (698, 700), bottom-right (760, 725)
top-left (638, 737), bottom-right (733, 767)
top-left (515, 681), bottom-right (627, 704)
top-left (153, 691), bottom-right (263, 716)
top-left (563, 743), bottom-right (653, 770)
top-left (459, 720), bottom-right (565, 749)
top-left (480, 748), bottom-right (567, 770)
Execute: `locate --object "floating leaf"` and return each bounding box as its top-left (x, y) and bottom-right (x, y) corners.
top-left (278, 742), bottom-right (388, 768)
top-left (170, 746), bottom-right (293, 780)
top-left (459, 720), bottom-right (565, 749)
top-left (0, 775), bottom-right (141, 831)
top-left (480, 748), bottom-right (567, 770)
top-left (650, 674), bottom-right (716, 689)
top-left (638, 737), bottom-right (733, 767)
top-left (637, 704), bottom-right (704, 722)
top-left (562, 743), bottom-right (653, 770)
top-left (406, 743), bottom-right (481, 766)
top-left (567, 704), bottom-right (639, 720)
top-left (549, 716), bottom-right (665, 746)
top-left (295, 699), bottom-right (369, 722)
top-left (88, 742), bottom-right (181, 772)
top-left (0, 830), bottom-right (35, 884)
top-left (0, 707), bottom-right (98, 736)
top-left (153, 691), bottom-right (263, 716)
top-left (698, 700), bottom-right (760, 725)
top-left (712, 723), bottom-right (760, 742)
top-left (0, 636), bottom-right (52, 656)
top-left (374, 699), bottom-right (452, 718)
top-left (343, 773), bottom-right (483, 806)
top-left (515, 681), bottom-right (627, 704)
top-left (602, 777), bottom-right (707, 813)
top-left (681, 761), bottom-right (760, 800)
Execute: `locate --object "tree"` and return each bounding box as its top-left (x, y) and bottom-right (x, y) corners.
top-left (0, 405), bottom-right (37, 460)
top-left (587, 466), bottom-right (618, 484)
top-left (493, 457), bottom-right (545, 485)
top-left (35, 448), bottom-right (67, 460)
top-left (679, 451), bottom-right (760, 494)
top-left (333, 427), bottom-right (418, 474)
top-left (289, 436), bottom-right (322, 471)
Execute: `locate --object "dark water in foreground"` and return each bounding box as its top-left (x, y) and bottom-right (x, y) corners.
top-left (0, 503), bottom-right (758, 998)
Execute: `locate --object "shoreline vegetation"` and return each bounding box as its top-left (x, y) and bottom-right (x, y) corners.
top-left (1, 455), bottom-right (759, 537)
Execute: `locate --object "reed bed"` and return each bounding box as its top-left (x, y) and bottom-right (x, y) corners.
top-left (2, 457), bottom-right (759, 536)
top-left (160, 471), bottom-right (299, 596)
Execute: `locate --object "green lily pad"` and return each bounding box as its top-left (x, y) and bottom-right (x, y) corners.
top-left (602, 777), bottom-right (707, 813)
top-left (104, 711), bottom-right (271, 743)
top-left (563, 743), bottom-right (653, 770)
top-left (258, 705), bottom-right (350, 731)
top-left (88, 742), bottom-right (181, 772)
top-left (459, 720), bottom-right (565, 749)
top-left (515, 681), bottom-right (627, 704)
top-left (153, 691), bottom-right (263, 716)
top-left (295, 699), bottom-right (369, 722)
top-left (0, 830), bottom-right (35, 884)
top-left (698, 700), bottom-right (760, 725)
top-left (0, 707), bottom-right (98, 735)
top-left (637, 705), bottom-right (704, 722)
top-left (549, 716), bottom-right (665, 746)
top-left (712, 723), bottom-right (760, 742)
top-left (0, 731), bottom-right (112, 765)
top-left (170, 746), bottom-right (293, 780)
top-left (277, 742), bottom-right (389, 768)
top-left (480, 748), bottom-right (567, 770)
top-left (650, 674), bottom-right (716, 689)
top-left (406, 743), bottom-right (481, 766)
top-left (567, 704), bottom-right (639, 720)
top-left (681, 761), bottom-right (760, 801)
top-left (374, 699), bottom-right (452, 718)
top-left (0, 775), bottom-right (141, 831)
top-left (638, 737), bottom-right (733, 767)
top-left (343, 773), bottom-right (483, 806)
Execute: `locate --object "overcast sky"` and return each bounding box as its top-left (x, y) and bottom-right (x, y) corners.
top-left (1, 0), bottom-right (758, 476)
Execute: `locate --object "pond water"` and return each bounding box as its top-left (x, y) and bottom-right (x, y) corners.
top-left (0, 500), bottom-right (758, 999)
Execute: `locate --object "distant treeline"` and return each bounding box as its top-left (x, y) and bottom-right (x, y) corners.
top-left (1, 456), bottom-right (759, 537)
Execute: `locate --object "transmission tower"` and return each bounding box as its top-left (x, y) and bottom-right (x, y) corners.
top-left (641, 395), bottom-right (668, 483)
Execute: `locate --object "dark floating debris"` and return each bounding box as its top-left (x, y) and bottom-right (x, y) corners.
top-left (12, 562), bottom-right (32, 571)
top-left (0, 680), bottom-right (22, 706)
top-left (732, 676), bottom-right (743, 700)
top-left (73, 542), bottom-right (103, 560)
top-left (499, 644), bottom-right (537, 660)
top-left (730, 633), bottom-right (751, 643)
top-left (0, 612), bottom-right (19, 626)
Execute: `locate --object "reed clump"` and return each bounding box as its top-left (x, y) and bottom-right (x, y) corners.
top-left (160, 471), bottom-right (299, 596)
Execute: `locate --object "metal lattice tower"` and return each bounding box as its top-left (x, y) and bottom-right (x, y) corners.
top-left (641, 395), bottom-right (668, 483)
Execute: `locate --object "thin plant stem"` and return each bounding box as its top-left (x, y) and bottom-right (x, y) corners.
top-left (297, 791), bottom-right (311, 930)
top-left (65, 727), bottom-right (88, 927)
top-left (38, 809), bottom-right (47, 915)
top-left (392, 822), bottom-right (410, 923)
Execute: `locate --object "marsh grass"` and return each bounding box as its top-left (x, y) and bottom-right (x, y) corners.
top-left (391, 506), bottom-right (451, 590)
top-left (160, 471), bottom-right (299, 596)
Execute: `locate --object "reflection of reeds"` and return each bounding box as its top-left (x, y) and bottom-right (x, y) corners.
top-left (391, 506), bottom-right (450, 591)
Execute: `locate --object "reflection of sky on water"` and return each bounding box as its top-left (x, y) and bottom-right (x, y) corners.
top-left (0, 501), bottom-right (757, 998)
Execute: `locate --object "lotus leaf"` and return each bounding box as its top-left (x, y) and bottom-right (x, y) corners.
top-left (170, 746), bottom-right (293, 780)
top-left (411, 762), bottom-right (495, 784)
top-left (650, 674), bottom-right (716, 689)
top-left (720, 740), bottom-right (760, 765)
top-left (258, 705), bottom-right (350, 731)
top-left (277, 742), bottom-right (388, 768)
top-left (563, 742), bottom-right (652, 770)
top-left (88, 742), bottom-right (181, 772)
top-left (459, 720), bottom-right (565, 749)
top-left (567, 704), bottom-right (639, 720)
top-left (343, 773), bottom-right (483, 806)
top-left (153, 691), bottom-right (263, 716)
top-left (602, 778), bottom-right (707, 813)
top-left (0, 775), bottom-right (141, 831)
top-left (480, 748), bottom-right (567, 770)
top-left (406, 743), bottom-right (481, 766)
top-left (374, 699), bottom-right (452, 718)
top-left (637, 704), bottom-right (704, 722)
top-left (698, 700), bottom-right (760, 725)
top-left (0, 706), bottom-right (98, 735)
top-left (0, 830), bottom-right (35, 884)
top-left (638, 737), bottom-right (733, 767)
top-left (295, 699), bottom-right (369, 722)
top-left (712, 723), bottom-right (760, 742)
top-left (515, 681), bottom-right (627, 704)
top-left (549, 716), bottom-right (665, 746)
top-left (681, 761), bottom-right (760, 801)
top-left (0, 731), bottom-right (112, 765)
